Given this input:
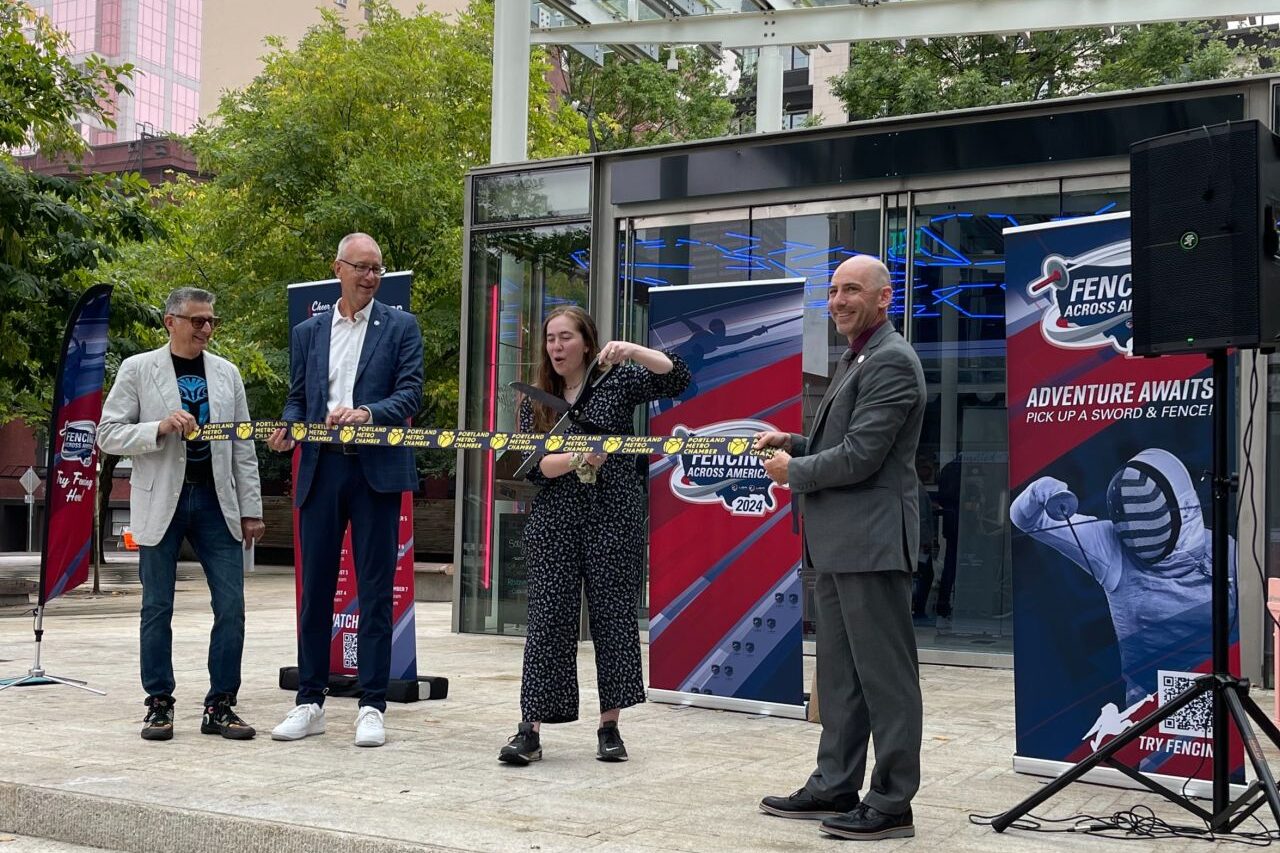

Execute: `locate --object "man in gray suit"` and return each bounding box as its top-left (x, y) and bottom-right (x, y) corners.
top-left (99, 287), bottom-right (264, 742)
top-left (756, 255), bottom-right (925, 841)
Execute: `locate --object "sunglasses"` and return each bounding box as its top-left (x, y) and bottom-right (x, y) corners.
top-left (171, 314), bottom-right (221, 331)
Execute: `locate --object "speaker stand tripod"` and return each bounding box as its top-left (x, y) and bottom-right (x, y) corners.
top-left (992, 350), bottom-right (1280, 835)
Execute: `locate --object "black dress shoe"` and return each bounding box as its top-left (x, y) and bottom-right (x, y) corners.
top-left (760, 787), bottom-right (860, 820)
top-left (820, 804), bottom-right (915, 840)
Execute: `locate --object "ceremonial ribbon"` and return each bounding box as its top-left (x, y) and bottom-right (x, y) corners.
top-left (185, 420), bottom-right (762, 457)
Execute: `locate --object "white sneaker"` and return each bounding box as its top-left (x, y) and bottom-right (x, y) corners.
top-left (354, 706), bottom-right (385, 747)
top-left (271, 703), bottom-right (326, 741)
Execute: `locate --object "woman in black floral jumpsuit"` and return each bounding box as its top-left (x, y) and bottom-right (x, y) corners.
top-left (499, 306), bottom-right (690, 765)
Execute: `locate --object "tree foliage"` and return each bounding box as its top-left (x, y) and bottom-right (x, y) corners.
top-left (831, 22), bottom-right (1276, 121)
top-left (0, 2), bottom-right (160, 427)
top-left (560, 46), bottom-right (736, 151)
top-left (105, 0), bottom-right (585, 432)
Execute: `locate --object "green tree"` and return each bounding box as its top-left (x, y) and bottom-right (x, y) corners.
top-left (106, 0), bottom-right (585, 437)
top-left (831, 22), bottom-right (1275, 120)
top-left (0, 2), bottom-right (161, 427)
top-left (561, 46), bottom-right (736, 151)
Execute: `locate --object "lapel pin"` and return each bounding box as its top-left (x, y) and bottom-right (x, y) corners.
top-left (857, 355), bottom-right (866, 364)
top-left (374, 320), bottom-right (381, 326)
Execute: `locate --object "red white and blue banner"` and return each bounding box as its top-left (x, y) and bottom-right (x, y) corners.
top-left (1004, 212), bottom-right (1241, 788)
top-left (41, 284), bottom-right (113, 604)
top-left (646, 278), bottom-right (805, 716)
top-left (286, 273), bottom-right (418, 680)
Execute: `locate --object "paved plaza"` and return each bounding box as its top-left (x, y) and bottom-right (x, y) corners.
top-left (0, 557), bottom-right (1275, 852)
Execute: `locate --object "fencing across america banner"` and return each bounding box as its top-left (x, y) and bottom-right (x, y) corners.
top-left (646, 278), bottom-right (805, 714)
top-left (1004, 212), bottom-right (1241, 789)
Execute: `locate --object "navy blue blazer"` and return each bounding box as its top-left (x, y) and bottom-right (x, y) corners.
top-left (283, 300), bottom-right (423, 507)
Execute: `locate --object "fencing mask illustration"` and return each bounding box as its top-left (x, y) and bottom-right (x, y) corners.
top-left (1107, 459), bottom-right (1182, 566)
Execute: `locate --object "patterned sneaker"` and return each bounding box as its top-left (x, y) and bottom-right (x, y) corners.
top-left (596, 721), bottom-right (628, 762)
top-left (498, 722), bottom-right (542, 765)
top-left (201, 696), bottom-right (256, 740)
top-left (141, 695), bottom-right (174, 741)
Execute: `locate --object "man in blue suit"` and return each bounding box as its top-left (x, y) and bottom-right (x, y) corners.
top-left (266, 233), bottom-right (423, 748)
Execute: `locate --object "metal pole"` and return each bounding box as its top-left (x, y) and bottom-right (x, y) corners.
top-left (756, 45), bottom-right (784, 133)
top-left (1211, 349), bottom-right (1231, 820)
top-left (93, 461), bottom-right (101, 594)
top-left (491, 0), bottom-right (531, 163)
top-left (26, 500), bottom-right (33, 552)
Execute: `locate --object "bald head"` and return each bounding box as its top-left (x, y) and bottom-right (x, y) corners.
top-left (828, 254), bottom-right (893, 343)
top-left (833, 254), bottom-right (891, 291)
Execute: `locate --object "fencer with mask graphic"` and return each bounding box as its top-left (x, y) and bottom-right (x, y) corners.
top-left (1011, 447), bottom-right (1236, 703)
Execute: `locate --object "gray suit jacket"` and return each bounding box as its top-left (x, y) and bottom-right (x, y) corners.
top-left (788, 323), bottom-right (925, 574)
top-left (97, 345), bottom-right (262, 546)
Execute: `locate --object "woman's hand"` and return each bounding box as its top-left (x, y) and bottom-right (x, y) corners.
top-left (598, 341), bottom-right (640, 366)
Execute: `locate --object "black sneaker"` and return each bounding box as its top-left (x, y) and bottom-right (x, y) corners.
top-left (141, 695), bottom-right (174, 741)
top-left (760, 787), bottom-right (860, 820)
top-left (498, 722), bottom-right (542, 765)
top-left (820, 804), bottom-right (915, 840)
top-left (596, 721), bottom-right (628, 762)
top-left (201, 696), bottom-right (256, 740)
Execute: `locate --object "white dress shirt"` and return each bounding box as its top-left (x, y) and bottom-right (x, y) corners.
top-left (327, 298), bottom-right (373, 413)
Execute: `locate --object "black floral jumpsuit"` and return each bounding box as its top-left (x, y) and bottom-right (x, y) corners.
top-left (517, 355), bottom-right (691, 724)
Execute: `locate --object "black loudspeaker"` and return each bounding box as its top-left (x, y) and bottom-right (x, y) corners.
top-left (1130, 119), bottom-right (1280, 355)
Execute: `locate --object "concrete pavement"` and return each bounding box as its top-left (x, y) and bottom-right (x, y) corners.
top-left (0, 568), bottom-right (1275, 852)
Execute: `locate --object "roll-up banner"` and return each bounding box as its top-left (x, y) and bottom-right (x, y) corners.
top-left (285, 273), bottom-right (418, 683)
top-left (1004, 212), bottom-right (1242, 793)
top-left (647, 278), bottom-right (806, 718)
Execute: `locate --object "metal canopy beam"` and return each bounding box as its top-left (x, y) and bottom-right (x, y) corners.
top-left (531, 0), bottom-right (1280, 49)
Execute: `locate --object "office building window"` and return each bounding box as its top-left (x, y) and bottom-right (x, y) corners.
top-left (783, 110), bottom-right (810, 129)
top-left (98, 0), bottom-right (121, 56)
top-left (135, 72), bottom-right (165, 134)
top-left (785, 47), bottom-right (809, 71)
top-left (172, 83), bottom-right (199, 134)
top-left (174, 0), bottom-right (201, 81)
top-left (137, 0), bottom-right (168, 66)
top-left (51, 0), bottom-right (95, 54)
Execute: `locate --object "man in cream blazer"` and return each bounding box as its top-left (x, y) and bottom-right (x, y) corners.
top-left (98, 287), bottom-right (264, 742)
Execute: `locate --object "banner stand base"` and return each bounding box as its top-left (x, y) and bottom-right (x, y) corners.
top-left (647, 687), bottom-right (807, 720)
top-left (1013, 755), bottom-right (1248, 802)
top-left (0, 608), bottom-right (105, 695)
top-left (277, 666), bottom-right (448, 703)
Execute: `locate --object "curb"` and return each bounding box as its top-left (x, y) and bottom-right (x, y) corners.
top-left (0, 782), bottom-right (458, 853)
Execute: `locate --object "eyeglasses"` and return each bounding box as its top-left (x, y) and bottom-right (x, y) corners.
top-left (337, 258), bottom-right (386, 278)
top-left (171, 314), bottom-right (220, 331)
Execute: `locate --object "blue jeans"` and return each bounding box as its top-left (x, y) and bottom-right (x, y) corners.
top-left (138, 482), bottom-right (246, 706)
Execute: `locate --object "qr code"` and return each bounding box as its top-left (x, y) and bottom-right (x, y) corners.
top-left (342, 632), bottom-right (358, 670)
top-left (1157, 670), bottom-right (1212, 737)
